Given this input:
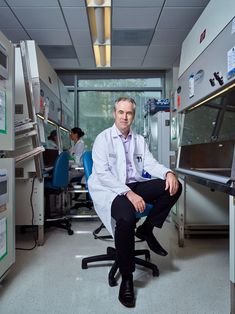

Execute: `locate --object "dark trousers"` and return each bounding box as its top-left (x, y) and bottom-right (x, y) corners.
top-left (111, 179), bottom-right (182, 275)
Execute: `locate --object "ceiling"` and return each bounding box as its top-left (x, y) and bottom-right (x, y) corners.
top-left (0, 0), bottom-right (210, 72)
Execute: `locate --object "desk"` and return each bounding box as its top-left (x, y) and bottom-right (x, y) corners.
top-left (44, 166), bottom-right (53, 172)
top-left (68, 182), bottom-right (97, 219)
top-left (69, 163), bottom-right (84, 184)
top-left (43, 167), bottom-right (53, 178)
top-left (173, 177), bottom-right (235, 314)
top-left (70, 164), bottom-right (84, 171)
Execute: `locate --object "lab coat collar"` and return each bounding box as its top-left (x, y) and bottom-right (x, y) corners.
top-left (111, 123), bottom-right (134, 139)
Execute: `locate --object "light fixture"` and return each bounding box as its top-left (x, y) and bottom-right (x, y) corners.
top-left (37, 114), bottom-right (57, 126)
top-left (59, 126), bottom-right (70, 133)
top-left (86, 0), bottom-right (111, 67)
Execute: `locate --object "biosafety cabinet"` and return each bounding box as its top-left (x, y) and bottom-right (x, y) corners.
top-left (0, 31), bottom-right (15, 281)
top-left (174, 1), bottom-right (235, 312)
top-left (12, 41), bottom-right (70, 245)
top-left (12, 42), bottom-right (45, 245)
top-left (173, 0), bottom-right (235, 244)
top-left (12, 40), bottom-right (73, 245)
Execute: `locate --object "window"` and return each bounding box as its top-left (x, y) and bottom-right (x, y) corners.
top-left (76, 77), bottom-right (164, 150)
top-left (79, 90), bottom-right (161, 150)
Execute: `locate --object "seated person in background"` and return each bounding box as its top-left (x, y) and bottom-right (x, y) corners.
top-left (88, 97), bottom-right (182, 308)
top-left (69, 127), bottom-right (85, 183)
top-left (69, 127), bottom-right (85, 165)
top-left (47, 130), bottom-right (58, 150)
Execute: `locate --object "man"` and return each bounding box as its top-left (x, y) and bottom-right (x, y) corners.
top-left (88, 97), bottom-right (182, 308)
top-left (47, 130), bottom-right (59, 150)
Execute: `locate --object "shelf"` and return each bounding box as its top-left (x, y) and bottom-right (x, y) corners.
top-left (15, 121), bottom-right (36, 134)
top-left (15, 146), bottom-right (45, 164)
top-left (15, 129), bottom-right (37, 141)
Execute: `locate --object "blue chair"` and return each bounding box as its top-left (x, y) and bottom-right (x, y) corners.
top-left (81, 151), bottom-right (159, 286)
top-left (44, 151), bottom-right (73, 235)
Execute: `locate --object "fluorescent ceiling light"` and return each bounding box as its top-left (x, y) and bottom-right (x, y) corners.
top-left (86, 0), bottom-right (111, 67)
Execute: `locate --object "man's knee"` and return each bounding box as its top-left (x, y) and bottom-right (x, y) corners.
top-left (111, 195), bottom-right (136, 224)
top-left (165, 179), bottom-right (182, 196)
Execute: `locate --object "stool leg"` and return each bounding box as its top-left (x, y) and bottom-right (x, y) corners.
top-left (81, 254), bottom-right (115, 269)
top-left (134, 249), bottom-right (150, 261)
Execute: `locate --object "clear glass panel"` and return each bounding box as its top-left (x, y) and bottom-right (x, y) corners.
top-left (181, 85), bottom-right (235, 146)
top-left (43, 122), bottom-right (57, 148)
top-left (181, 104), bottom-right (219, 145)
top-left (219, 111), bottom-right (235, 140)
top-left (78, 78), bottom-right (163, 88)
top-left (60, 128), bottom-right (71, 151)
top-left (79, 91), bottom-right (161, 150)
top-left (218, 87), bottom-right (235, 141)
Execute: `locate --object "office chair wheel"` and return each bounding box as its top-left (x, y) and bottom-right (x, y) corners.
top-left (68, 229), bottom-right (74, 235)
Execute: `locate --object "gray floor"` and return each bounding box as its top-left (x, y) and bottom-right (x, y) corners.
top-left (0, 219), bottom-right (229, 314)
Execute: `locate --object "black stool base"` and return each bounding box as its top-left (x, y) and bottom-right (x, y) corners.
top-left (81, 246), bottom-right (159, 287)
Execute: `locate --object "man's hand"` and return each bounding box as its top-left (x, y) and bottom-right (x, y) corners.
top-left (165, 172), bottom-right (179, 196)
top-left (126, 190), bottom-right (146, 212)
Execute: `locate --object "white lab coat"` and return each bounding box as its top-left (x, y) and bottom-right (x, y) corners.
top-left (88, 124), bottom-right (171, 237)
top-left (69, 139), bottom-right (85, 182)
top-left (70, 139), bottom-right (85, 166)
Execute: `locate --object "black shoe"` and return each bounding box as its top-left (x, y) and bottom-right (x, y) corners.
top-left (135, 225), bottom-right (168, 256)
top-left (118, 275), bottom-right (135, 308)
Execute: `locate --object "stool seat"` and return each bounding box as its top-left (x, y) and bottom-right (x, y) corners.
top-left (135, 203), bottom-right (153, 219)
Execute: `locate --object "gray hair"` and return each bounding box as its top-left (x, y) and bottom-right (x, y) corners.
top-left (114, 97), bottom-right (136, 112)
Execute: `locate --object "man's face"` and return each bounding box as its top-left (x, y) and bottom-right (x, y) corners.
top-left (113, 100), bottom-right (135, 135)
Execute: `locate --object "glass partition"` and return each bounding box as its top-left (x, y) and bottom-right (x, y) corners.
top-left (180, 85), bottom-right (235, 146)
top-left (217, 87), bottom-right (235, 141)
top-left (43, 122), bottom-right (58, 149)
top-left (60, 128), bottom-right (71, 151)
top-left (79, 91), bottom-right (161, 150)
top-left (181, 105), bottom-right (219, 145)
